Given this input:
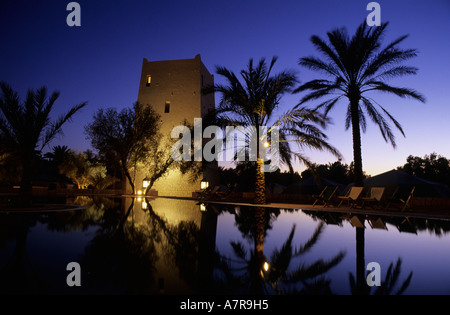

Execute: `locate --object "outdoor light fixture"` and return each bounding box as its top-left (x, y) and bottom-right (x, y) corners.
top-left (263, 261), bottom-right (269, 272)
top-left (200, 203), bottom-right (206, 212)
top-left (142, 178), bottom-right (150, 189)
top-left (200, 178), bottom-right (209, 190)
top-left (137, 190), bottom-right (142, 195)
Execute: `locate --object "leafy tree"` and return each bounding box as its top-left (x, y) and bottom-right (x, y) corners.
top-left (397, 153), bottom-right (450, 186)
top-left (59, 150), bottom-right (116, 190)
top-left (204, 57), bottom-right (340, 204)
top-left (140, 122), bottom-right (204, 195)
top-left (300, 160), bottom-right (364, 185)
top-left (85, 102), bottom-right (160, 194)
top-left (296, 21), bottom-right (425, 186)
top-left (0, 82), bottom-right (86, 205)
top-left (140, 134), bottom-right (177, 195)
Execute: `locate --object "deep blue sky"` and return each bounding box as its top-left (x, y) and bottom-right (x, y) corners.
top-left (1, 0), bottom-right (449, 176)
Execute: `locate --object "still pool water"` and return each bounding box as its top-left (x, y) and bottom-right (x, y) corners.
top-left (1, 196), bottom-right (450, 295)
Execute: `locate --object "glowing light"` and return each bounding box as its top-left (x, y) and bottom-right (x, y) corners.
top-left (142, 200), bottom-right (147, 210)
top-left (263, 261), bottom-right (269, 272)
top-left (143, 179), bottom-right (150, 188)
top-left (200, 178), bottom-right (209, 190)
top-left (264, 141), bottom-right (270, 148)
top-left (137, 190), bottom-right (142, 195)
top-left (200, 203), bottom-right (206, 212)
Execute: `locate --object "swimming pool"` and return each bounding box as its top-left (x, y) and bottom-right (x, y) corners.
top-left (1, 196), bottom-right (449, 294)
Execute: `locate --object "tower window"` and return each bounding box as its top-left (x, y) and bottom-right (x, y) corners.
top-left (146, 75), bottom-right (151, 86)
top-left (164, 101), bottom-right (170, 113)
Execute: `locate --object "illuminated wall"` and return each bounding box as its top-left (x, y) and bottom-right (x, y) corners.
top-left (134, 55), bottom-right (218, 197)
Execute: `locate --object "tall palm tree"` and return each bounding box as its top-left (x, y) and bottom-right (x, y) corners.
top-left (0, 82), bottom-right (86, 205)
top-left (296, 21), bottom-right (425, 186)
top-left (204, 57), bottom-right (340, 204)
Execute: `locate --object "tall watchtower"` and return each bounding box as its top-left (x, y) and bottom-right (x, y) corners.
top-left (136, 54), bottom-right (217, 197)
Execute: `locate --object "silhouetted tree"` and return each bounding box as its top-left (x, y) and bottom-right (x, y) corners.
top-left (397, 153), bottom-right (450, 186)
top-left (44, 145), bottom-right (70, 166)
top-left (85, 102), bottom-right (160, 194)
top-left (296, 21), bottom-right (425, 186)
top-left (300, 160), bottom-right (365, 185)
top-left (204, 57), bottom-right (340, 204)
top-left (0, 82), bottom-right (86, 205)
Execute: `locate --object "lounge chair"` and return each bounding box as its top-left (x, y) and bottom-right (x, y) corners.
top-left (349, 215), bottom-right (365, 228)
top-left (338, 186), bottom-right (364, 208)
top-left (385, 186), bottom-right (415, 212)
top-left (216, 183), bottom-right (237, 200)
top-left (368, 216), bottom-right (388, 230)
top-left (361, 187), bottom-right (385, 209)
top-left (312, 185), bottom-right (338, 207)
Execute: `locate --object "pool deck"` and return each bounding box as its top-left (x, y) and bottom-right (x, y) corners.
top-left (1, 193), bottom-right (449, 221)
top-left (159, 196), bottom-right (450, 221)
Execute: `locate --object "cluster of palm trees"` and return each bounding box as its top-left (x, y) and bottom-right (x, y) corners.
top-left (0, 21), bottom-right (425, 207)
top-left (0, 83), bottom-right (86, 206)
top-left (204, 21), bottom-right (425, 204)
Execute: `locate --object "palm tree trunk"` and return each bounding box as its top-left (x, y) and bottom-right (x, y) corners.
top-left (255, 158), bottom-right (266, 204)
top-left (350, 98), bottom-right (364, 187)
top-left (20, 160), bottom-right (33, 207)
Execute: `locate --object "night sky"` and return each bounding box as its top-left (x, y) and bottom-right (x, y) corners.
top-left (1, 0), bottom-right (449, 176)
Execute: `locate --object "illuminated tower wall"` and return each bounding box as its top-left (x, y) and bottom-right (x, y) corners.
top-left (135, 54), bottom-right (217, 197)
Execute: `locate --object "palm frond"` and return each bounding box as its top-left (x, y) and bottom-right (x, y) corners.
top-left (41, 101), bottom-right (87, 150)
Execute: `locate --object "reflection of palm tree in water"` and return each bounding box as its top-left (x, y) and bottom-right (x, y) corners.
top-left (216, 206), bottom-right (345, 294)
top-left (350, 221), bottom-right (412, 295)
top-left (0, 215), bottom-right (44, 293)
top-left (305, 211), bottom-right (413, 295)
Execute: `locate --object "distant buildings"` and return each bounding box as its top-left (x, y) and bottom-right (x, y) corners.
top-left (134, 54), bottom-right (218, 197)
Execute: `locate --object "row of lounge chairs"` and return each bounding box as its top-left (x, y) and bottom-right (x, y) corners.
top-left (312, 185), bottom-right (416, 211)
top-left (196, 184), bottom-right (237, 200)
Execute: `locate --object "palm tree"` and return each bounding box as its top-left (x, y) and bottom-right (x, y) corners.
top-left (44, 145), bottom-right (70, 165)
top-left (0, 82), bottom-right (86, 205)
top-left (204, 57), bottom-right (340, 204)
top-left (296, 21), bottom-right (425, 186)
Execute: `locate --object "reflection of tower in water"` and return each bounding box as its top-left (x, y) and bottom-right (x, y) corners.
top-left (124, 197), bottom-right (218, 294)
